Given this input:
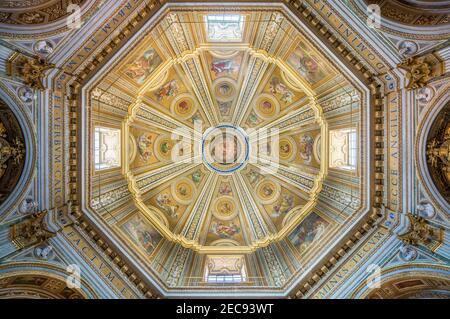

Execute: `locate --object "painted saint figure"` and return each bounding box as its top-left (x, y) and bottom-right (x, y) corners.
top-left (211, 59), bottom-right (236, 76)
top-left (155, 80), bottom-right (178, 101)
top-left (137, 134), bottom-right (153, 161)
top-left (124, 48), bottom-right (162, 84)
top-left (299, 135), bottom-right (314, 163)
top-left (156, 193), bottom-right (179, 219)
top-left (124, 215), bottom-right (161, 255)
top-left (269, 77), bottom-right (294, 104)
top-left (288, 213), bottom-right (329, 253)
top-left (211, 221), bottom-right (240, 238)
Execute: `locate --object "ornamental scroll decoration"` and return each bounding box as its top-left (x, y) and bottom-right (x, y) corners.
top-left (10, 210), bottom-right (56, 249)
top-left (398, 213), bottom-right (444, 252)
top-left (6, 53), bottom-right (55, 90)
top-left (397, 54), bottom-right (443, 90)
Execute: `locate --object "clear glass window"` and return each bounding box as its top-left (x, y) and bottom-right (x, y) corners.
top-left (94, 126), bottom-right (121, 170)
top-left (204, 255), bottom-right (247, 284)
top-left (329, 128), bottom-right (357, 171)
top-left (205, 14), bottom-right (244, 42)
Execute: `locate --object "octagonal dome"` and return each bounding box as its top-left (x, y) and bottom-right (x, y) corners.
top-left (82, 3), bottom-right (369, 296)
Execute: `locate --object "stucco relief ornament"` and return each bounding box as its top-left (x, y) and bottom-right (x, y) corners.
top-left (33, 40), bottom-right (54, 56)
top-left (397, 213), bottom-right (444, 252)
top-left (17, 86), bottom-right (34, 104)
top-left (7, 54), bottom-right (55, 90)
top-left (19, 198), bottom-right (38, 215)
top-left (416, 202), bottom-right (436, 219)
top-left (34, 244), bottom-right (54, 260)
top-left (399, 245), bottom-right (418, 261)
top-left (397, 40), bottom-right (418, 57)
top-left (397, 55), bottom-right (441, 90)
top-left (416, 86), bottom-right (434, 104)
top-left (398, 57), bottom-right (431, 89)
top-left (10, 210), bottom-right (56, 249)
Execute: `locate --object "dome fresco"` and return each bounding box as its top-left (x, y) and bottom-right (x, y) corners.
top-left (84, 7), bottom-right (367, 293)
top-left (1, 0), bottom-right (449, 301)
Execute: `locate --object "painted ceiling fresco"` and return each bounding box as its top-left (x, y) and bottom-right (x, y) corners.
top-left (85, 7), bottom-right (366, 294)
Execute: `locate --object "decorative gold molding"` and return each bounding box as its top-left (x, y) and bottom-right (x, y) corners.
top-left (351, 263), bottom-right (450, 299)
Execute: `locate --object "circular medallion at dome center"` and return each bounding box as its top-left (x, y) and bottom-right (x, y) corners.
top-left (202, 124), bottom-right (249, 174)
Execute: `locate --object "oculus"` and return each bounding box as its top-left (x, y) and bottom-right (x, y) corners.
top-left (202, 124), bottom-right (249, 174)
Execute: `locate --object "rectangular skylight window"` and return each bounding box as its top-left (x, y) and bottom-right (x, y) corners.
top-left (203, 255), bottom-right (247, 284)
top-left (329, 128), bottom-right (357, 171)
top-left (205, 274), bottom-right (246, 284)
top-left (94, 126), bottom-right (121, 171)
top-left (205, 14), bottom-right (244, 42)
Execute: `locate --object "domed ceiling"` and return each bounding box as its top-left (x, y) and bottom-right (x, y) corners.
top-left (82, 5), bottom-right (369, 296)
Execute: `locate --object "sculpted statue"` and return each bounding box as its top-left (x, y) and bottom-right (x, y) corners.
top-left (34, 245), bottom-right (54, 260)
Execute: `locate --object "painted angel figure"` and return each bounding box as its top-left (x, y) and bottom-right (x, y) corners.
top-left (269, 77), bottom-right (294, 103)
top-left (156, 193), bottom-right (179, 219)
top-left (211, 221), bottom-right (240, 238)
top-left (137, 134), bottom-right (153, 161)
top-left (299, 135), bottom-right (314, 163)
top-left (211, 59), bottom-right (236, 76)
top-left (271, 193), bottom-right (294, 218)
top-left (155, 80), bottom-right (179, 101)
